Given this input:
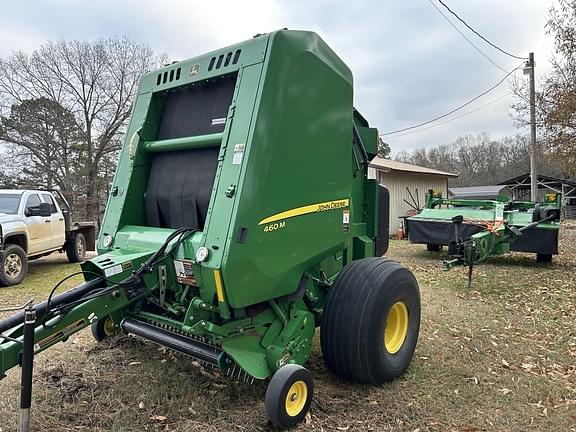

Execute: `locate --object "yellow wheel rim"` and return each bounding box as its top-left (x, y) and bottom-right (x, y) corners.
top-left (384, 301), bottom-right (409, 354)
top-left (103, 317), bottom-right (116, 337)
top-left (285, 380), bottom-right (308, 417)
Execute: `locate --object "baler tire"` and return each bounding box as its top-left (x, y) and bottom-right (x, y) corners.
top-left (91, 316), bottom-right (117, 342)
top-left (0, 244), bottom-right (28, 287)
top-left (66, 232), bottom-right (86, 263)
top-left (321, 257), bottom-right (420, 384)
top-left (426, 243), bottom-right (441, 252)
top-left (536, 253), bottom-right (552, 263)
top-left (265, 364), bottom-right (313, 429)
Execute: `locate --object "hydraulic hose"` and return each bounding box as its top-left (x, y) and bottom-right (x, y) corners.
top-left (0, 277), bottom-right (104, 334)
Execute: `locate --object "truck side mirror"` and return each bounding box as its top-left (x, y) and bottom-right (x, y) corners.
top-left (27, 203), bottom-right (52, 217)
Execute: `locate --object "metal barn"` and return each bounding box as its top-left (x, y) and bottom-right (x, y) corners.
top-left (499, 173), bottom-right (576, 219)
top-left (369, 158), bottom-right (458, 231)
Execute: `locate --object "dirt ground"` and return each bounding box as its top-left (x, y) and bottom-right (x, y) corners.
top-left (0, 229), bottom-right (575, 432)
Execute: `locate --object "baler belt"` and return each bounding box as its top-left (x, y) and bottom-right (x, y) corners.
top-left (145, 147), bottom-right (219, 230)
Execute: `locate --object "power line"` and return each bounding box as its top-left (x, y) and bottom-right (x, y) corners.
top-left (384, 92), bottom-right (512, 138)
top-left (380, 64), bottom-right (523, 136)
top-left (426, 0), bottom-right (507, 73)
top-left (437, 0), bottom-right (528, 60)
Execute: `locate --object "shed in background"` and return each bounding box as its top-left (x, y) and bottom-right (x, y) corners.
top-left (369, 158), bottom-right (459, 231)
top-left (499, 173), bottom-right (576, 218)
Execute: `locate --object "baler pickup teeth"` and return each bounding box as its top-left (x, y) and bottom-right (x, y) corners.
top-left (122, 318), bottom-right (222, 367)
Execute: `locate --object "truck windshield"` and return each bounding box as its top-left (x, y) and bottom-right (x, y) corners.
top-left (0, 194), bottom-right (22, 214)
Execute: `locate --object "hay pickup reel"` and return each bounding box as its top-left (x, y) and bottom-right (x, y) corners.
top-left (406, 190), bottom-right (562, 286)
top-left (0, 30), bottom-right (421, 430)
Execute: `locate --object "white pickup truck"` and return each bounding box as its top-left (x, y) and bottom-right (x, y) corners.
top-left (0, 189), bottom-right (96, 286)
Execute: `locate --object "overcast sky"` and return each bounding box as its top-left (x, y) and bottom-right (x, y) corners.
top-left (0, 0), bottom-right (556, 154)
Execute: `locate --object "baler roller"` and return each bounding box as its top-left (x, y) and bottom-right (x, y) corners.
top-left (121, 318), bottom-right (223, 367)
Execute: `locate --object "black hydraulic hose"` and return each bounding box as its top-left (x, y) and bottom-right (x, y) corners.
top-left (0, 227), bottom-right (196, 334)
top-left (0, 277), bottom-right (104, 334)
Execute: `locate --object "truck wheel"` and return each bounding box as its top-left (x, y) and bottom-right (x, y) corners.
top-left (66, 232), bottom-right (86, 263)
top-left (426, 243), bottom-right (441, 252)
top-left (265, 364), bottom-right (313, 429)
top-left (321, 257), bottom-right (420, 384)
top-left (0, 244), bottom-right (28, 286)
top-left (91, 316), bottom-right (118, 342)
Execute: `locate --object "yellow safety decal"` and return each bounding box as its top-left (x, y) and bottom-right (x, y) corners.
top-left (258, 199), bottom-right (349, 226)
top-left (213, 269), bottom-right (225, 302)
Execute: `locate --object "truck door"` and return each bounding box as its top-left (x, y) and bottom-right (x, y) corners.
top-left (41, 193), bottom-right (65, 249)
top-left (24, 193), bottom-right (52, 254)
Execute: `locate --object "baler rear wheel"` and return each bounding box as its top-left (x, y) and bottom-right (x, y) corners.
top-left (321, 257), bottom-right (420, 384)
top-left (426, 243), bottom-right (441, 252)
top-left (91, 316), bottom-right (117, 342)
top-left (265, 364), bottom-right (313, 429)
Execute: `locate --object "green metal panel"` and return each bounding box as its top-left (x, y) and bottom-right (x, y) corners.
top-left (219, 31), bottom-right (354, 308)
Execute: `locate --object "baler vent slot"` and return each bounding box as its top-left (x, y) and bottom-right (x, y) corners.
top-left (224, 52), bottom-right (232, 67)
top-left (216, 55), bottom-right (224, 69)
top-left (156, 67), bottom-right (182, 86)
top-left (232, 49), bottom-right (241, 64)
top-left (208, 50), bottom-right (241, 71)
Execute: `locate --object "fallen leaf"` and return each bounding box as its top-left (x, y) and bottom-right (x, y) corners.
top-left (138, 401), bottom-right (145, 409)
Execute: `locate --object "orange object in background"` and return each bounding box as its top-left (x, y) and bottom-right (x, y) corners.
top-left (397, 226), bottom-right (404, 240)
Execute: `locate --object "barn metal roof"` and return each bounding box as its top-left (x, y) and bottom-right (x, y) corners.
top-left (369, 157), bottom-right (459, 178)
top-left (449, 185), bottom-right (513, 200)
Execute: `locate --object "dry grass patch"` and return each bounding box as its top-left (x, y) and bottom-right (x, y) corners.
top-left (0, 228), bottom-right (575, 431)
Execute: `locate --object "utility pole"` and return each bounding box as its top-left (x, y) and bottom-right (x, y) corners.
top-left (525, 52), bottom-right (537, 202)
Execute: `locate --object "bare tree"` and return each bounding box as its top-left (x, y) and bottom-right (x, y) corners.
top-left (393, 133), bottom-right (549, 186)
top-left (0, 37), bottom-right (166, 220)
top-left (512, 0), bottom-right (576, 177)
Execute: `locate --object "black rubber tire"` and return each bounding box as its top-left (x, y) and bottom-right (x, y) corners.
top-left (265, 364), bottom-right (313, 429)
top-left (426, 243), bottom-right (441, 252)
top-left (91, 316), bottom-right (117, 342)
top-left (321, 257), bottom-right (420, 384)
top-left (536, 253), bottom-right (552, 263)
top-left (66, 232), bottom-right (86, 263)
top-left (0, 244), bottom-right (28, 287)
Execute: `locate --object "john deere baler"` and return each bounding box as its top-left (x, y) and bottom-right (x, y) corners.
top-left (0, 30), bottom-right (420, 429)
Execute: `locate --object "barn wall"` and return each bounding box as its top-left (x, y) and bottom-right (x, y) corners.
top-left (378, 171), bottom-right (448, 231)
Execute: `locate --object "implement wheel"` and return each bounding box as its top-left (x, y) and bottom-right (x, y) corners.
top-left (265, 364), bottom-right (313, 429)
top-left (321, 257), bottom-right (420, 383)
top-left (91, 316), bottom-right (118, 342)
top-left (426, 243), bottom-right (441, 252)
